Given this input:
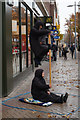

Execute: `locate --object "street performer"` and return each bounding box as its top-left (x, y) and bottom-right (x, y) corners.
top-left (30, 20), bottom-right (51, 67)
top-left (31, 69), bottom-right (68, 103)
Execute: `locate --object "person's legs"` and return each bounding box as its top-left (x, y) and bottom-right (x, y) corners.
top-left (50, 92), bottom-right (64, 103)
top-left (72, 52), bottom-right (73, 59)
top-left (35, 46), bottom-right (49, 64)
top-left (34, 56), bottom-right (41, 66)
top-left (53, 52), bottom-right (56, 61)
top-left (55, 52), bottom-right (57, 60)
top-left (62, 50), bottom-right (64, 56)
top-left (65, 53), bottom-right (67, 59)
top-left (64, 52), bottom-right (67, 60)
top-left (59, 51), bottom-right (61, 57)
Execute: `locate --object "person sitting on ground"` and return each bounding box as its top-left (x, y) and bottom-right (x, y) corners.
top-left (31, 69), bottom-right (68, 103)
top-left (30, 20), bottom-right (51, 67)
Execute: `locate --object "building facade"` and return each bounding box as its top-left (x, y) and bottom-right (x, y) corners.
top-left (1, 0), bottom-right (59, 97)
top-left (0, 0), bottom-right (48, 97)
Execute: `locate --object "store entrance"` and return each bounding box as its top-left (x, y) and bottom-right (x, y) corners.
top-left (12, 2), bottom-right (33, 76)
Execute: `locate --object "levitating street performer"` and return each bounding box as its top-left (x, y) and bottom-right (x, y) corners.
top-left (31, 69), bottom-right (68, 103)
top-left (30, 21), bottom-right (51, 67)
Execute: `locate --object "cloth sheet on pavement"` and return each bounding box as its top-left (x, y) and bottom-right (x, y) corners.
top-left (19, 98), bottom-right (52, 107)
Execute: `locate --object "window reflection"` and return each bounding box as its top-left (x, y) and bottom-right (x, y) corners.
top-left (28, 10), bottom-right (31, 67)
top-left (21, 4), bottom-right (27, 71)
top-left (12, 2), bottom-right (20, 76)
top-left (12, 1), bottom-right (33, 76)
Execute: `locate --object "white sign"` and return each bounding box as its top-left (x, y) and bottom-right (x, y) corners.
top-left (12, 20), bottom-right (17, 32)
top-left (21, 25), bottom-right (26, 34)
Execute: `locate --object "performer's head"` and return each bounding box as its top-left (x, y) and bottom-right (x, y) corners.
top-left (35, 69), bottom-right (44, 78)
top-left (34, 20), bottom-right (43, 30)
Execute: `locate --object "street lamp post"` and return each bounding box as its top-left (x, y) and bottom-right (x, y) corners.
top-left (70, 20), bottom-right (71, 48)
top-left (67, 2), bottom-right (77, 59)
top-left (74, 2), bottom-right (76, 59)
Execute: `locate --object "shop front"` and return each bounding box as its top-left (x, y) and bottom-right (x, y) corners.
top-left (2, 0), bottom-right (43, 97)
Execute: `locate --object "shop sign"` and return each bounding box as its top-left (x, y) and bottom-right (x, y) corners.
top-left (51, 30), bottom-right (59, 35)
top-left (38, 16), bottom-right (53, 23)
top-left (54, 36), bottom-right (60, 39)
top-left (45, 16), bottom-right (53, 23)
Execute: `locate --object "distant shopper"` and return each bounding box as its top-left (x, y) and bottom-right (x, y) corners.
top-left (62, 44), bottom-right (64, 56)
top-left (70, 44), bottom-right (75, 59)
top-left (52, 41), bottom-right (58, 61)
top-left (59, 43), bottom-right (62, 57)
top-left (31, 69), bottom-right (68, 103)
top-left (63, 44), bottom-right (68, 60)
top-left (78, 44), bottom-right (80, 51)
top-left (30, 20), bottom-right (51, 67)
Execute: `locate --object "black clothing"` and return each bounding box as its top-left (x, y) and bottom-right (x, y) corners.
top-left (70, 45), bottom-right (75, 52)
top-left (71, 52), bottom-right (74, 59)
top-left (30, 21), bottom-right (50, 64)
top-left (52, 44), bottom-right (58, 61)
top-left (53, 52), bottom-right (57, 61)
top-left (78, 45), bottom-right (80, 51)
top-left (70, 45), bottom-right (75, 59)
top-left (31, 69), bottom-right (63, 103)
top-left (34, 21), bottom-right (43, 30)
top-left (62, 45), bottom-right (64, 56)
top-left (52, 44), bottom-right (58, 52)
top-left (63, 47), bottom-right (68, 60)
top-left (30, 27), bottom-right (49, 56)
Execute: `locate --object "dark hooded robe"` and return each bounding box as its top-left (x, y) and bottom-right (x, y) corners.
top-left (30, 21), bottom-right (50, 63)
top-left (31, 69), bottom-right (63, 103)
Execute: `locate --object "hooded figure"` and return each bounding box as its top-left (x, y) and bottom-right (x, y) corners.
top-left (31, 69), bottom-right (68, 103)
top-left (30, 21), bottom-right (51, 66)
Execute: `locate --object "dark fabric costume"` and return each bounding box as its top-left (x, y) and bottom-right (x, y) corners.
top-left (30, 21), bottom-right (50, 65)
top-left (31, 69), bottom-right (63, 103)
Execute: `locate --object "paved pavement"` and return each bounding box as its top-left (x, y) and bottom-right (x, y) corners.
top-left (2, 51), bottom-right (80, 119)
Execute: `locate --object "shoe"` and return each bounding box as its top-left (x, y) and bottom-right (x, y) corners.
top-left (60, 94), bottom-right (64, 103)
top-left (34, 58), bottom-right (41, 66)
top-left (64, 92), bottom-right (68, 102)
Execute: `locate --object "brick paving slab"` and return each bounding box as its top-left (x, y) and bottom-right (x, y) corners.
top-left (2, 52), bottom-right (79, 119)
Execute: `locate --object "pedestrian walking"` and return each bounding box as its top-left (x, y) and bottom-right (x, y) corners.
top-left (30, 20), bottom-right (51, 67)
top-left (70, 44), bottom-right (75, 59)
top-left (58, 43), bottom-right (62, 57)
top-left (52, 41), bottom-right (58, 61)
top-left (78, 44), bottom-right (80, 51)
top-left (62, 44), bottom-right (64, 56)
top-left (63, 44), bottom-right (69, 60)
top-left (31, 69), bottom-right (68, 103)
